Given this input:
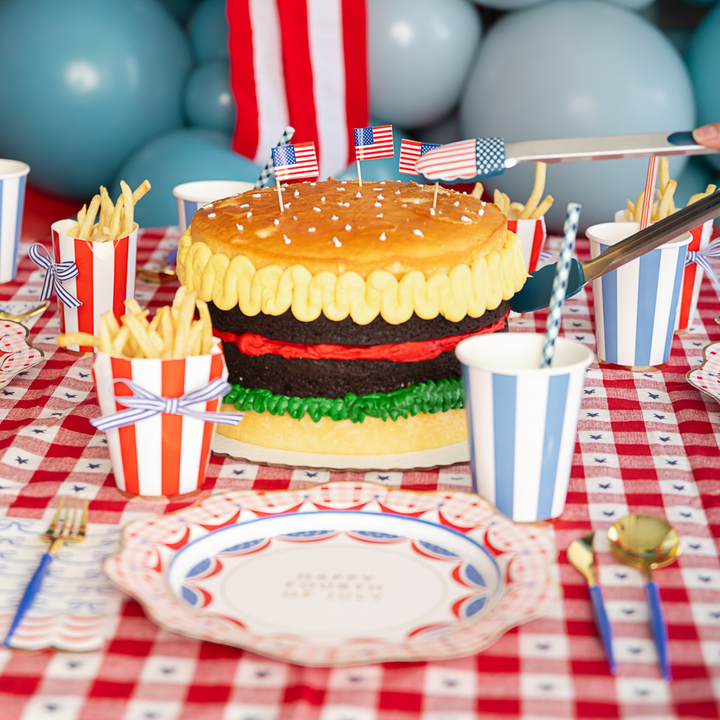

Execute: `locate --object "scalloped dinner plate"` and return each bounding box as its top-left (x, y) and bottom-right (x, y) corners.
top-left (0, 320), bottom-right (44, 389)
top-left (104, 482), bottom-right (558, 666)
top-left (687, 341), bottom-right (720, 404)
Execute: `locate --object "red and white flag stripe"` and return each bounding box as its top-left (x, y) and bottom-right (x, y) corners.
top-left (228, 0), bottom-right (368, 181)
top-left (51, 219), bottom-right (137, 354)
top-left (507, 217), bottom-right (547, 275)
top-left (415, 139), bottom-right (479, 180)
top-left (92, 344), bottom-right (227, 497)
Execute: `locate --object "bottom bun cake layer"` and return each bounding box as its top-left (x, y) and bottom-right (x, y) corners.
top-left (218, 404), bottom-right (468, 455)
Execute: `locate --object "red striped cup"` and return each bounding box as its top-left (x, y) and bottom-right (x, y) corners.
top-left (51, 219), bottom-right (138, 353)
top-left (91, 340), bottom-right (228, 497)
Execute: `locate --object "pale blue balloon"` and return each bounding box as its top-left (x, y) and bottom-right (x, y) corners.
top-left (0, 0), bottom-right (192, 198)
top-left (605, 0), bottom-right (656, 10)
top-left (112, 129), bottom-right (261, 228)
top-left (687, 4), bottom-right (720, 171)
top-left (460, 0), bottom-right (695, 233)
top-left (184, 61), bottom-right (236, 134)
top-left (415, 113), bottom-right (463, 145)
top-left (188, 0), bottom-right (228, 63)
top-left (368, 0), bottom-right (481, 129)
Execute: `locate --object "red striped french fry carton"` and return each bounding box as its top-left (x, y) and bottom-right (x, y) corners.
top-left (507, 217), bottom-right (546, 274)
top-left (50, 219), bottom-right (138, 353)
top-left (675, 219), bottom-right (713, 332)
top-left (91, 340), bottom-right (241, 497)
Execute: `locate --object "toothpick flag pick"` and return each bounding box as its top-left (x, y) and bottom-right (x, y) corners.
top-left (354, 125), bottom-right (394, 185)
top-left (398, 139), bottom-right (440, 176)
top-left (271, 142), bottom-right (319, 211)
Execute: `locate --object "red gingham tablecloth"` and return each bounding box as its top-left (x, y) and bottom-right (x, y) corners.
top-left (0, 228), bottom-right (719, 720)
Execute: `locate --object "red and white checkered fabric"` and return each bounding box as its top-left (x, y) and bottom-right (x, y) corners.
top-left (0, 229), bottom-right (719, 719)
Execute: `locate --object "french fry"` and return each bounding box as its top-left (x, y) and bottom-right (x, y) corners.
top-left (172, 291), bottom-right (197, 358)
top-left (77, 195), bottom-right (101, 240)
top-left (185, 320), bottom-right (205, 356)
top-left (132, 179), bottom-right (151, 204)
top-left (657, 180), bottom-right (677, 221)
top-left (626, 199), bottom-right (635, 216)
top-left (687, 184), bottom-right (717, 206)
top-left (98, 318), bottom-right (114, 355)
top-left (530, 195), bottom-right (554, 220)
top-left (659, 156), bottom-right (670, 195)
top-left (519, 162), bottom-right (546, 219)
top-left (172, 285), bottom-right (187, 308)
top-left (111, 326), bottom-right (130, 355)
top-left (633, 190), bottom-right (645, 223)
top-left (108, 194), bottom-right (124, 242)
top-left (98, 186), bottom-right (111, 231)
top-left (101, 310), bottom-right (121, 336)
top-left (120, 180), bottom-right (134, 238)
top-left (509, 202), bottom-right (525, 218)
top-left (196, 300), bottom-right (213, 354)
top-left (470, 182), bottom-right (484, 199)
top-left (123, 314), bottom-right (159, 358)
top-left (148, 329), bottom-right (164, 354)
top-left (57, 332), bottom-right (99, 348)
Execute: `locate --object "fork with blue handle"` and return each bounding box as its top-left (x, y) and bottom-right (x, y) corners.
top-left (3, 497), bottom-right (88, 647)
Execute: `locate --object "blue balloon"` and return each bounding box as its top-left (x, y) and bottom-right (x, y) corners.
top-left (368, 0), bottom-right (481, 129)
top-left (460, 0), bottom-right (695, 232)
top-left (0, 0), bottom-right (191, 198)
top-left (112, 129), bottom-right (262, 228)
top-left (184, 61), bottom-right (236, 134)
top-left (188, 0), bottom-right (228, 63)
top-left (687, 4), bottom-right (720, 172)
top-left (156, 0), bottom-right (200, 23)
top-left (605, 0), bottom-right (656, 9)
top-left (339, 122), bottom-right (418, 182)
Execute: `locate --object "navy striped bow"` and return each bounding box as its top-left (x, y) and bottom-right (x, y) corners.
top-left (686, 238), bottom-right (720, 288)
top-left (90, 377), bottom-right (243, 432)
top-left (28, 243), bottom-right (81, 308)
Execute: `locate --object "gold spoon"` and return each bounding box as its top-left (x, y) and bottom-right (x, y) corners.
top-left (567, 531), bottom-right (618, 674)
top-left (0, 301), bottom-right (49, 323)
top-left (136, 246), bottom-right (178, 284)
top-left (608, 514), bottom-right (681, 682)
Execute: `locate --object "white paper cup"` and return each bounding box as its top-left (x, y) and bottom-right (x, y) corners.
top-left (50, 219), bottom-right (138, 353)
top-left (92, 340), bottom-right (229, 497)
top-left (456, 333), bottom-right (593, 523)
top-left (0, 159), bottom-right (30, 283)
top-left (588, 222), bottom-right (692, 368)
top-left (614, 211), bottom-right (713, 332)
top-left (173, 180), bottom-right (254, 231)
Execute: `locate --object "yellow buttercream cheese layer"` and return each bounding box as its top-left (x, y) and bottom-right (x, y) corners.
top-left (176, 228), bottom-right (526, 324)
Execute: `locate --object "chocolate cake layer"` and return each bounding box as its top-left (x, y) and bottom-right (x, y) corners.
top-left (209, 299), bottom-right (510, 346)
top-left (221, 321), bottom-right (508, 398)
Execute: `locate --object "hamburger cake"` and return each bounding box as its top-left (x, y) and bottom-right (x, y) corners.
top-left (176, 179), bottom-right (526, 456)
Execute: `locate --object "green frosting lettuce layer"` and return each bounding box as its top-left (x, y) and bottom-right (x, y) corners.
top-left (224, 378), bottom-right (465, 424)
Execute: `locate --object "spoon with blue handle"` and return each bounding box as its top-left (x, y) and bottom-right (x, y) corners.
top-left (567, 531), bottom-right (618, 675)
top-left (509, 186), bottom-right (720, 314)
top-left (608, 515), bottom-right (681, 682)
top-left (414, 131), bottom-right (718, 182)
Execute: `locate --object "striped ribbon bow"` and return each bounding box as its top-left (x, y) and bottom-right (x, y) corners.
top-left (90, 378), bottom-right (244, 432)
top-left (28, 243), bottom-right (82, 308)
top-left (685, 238), bottom-right (720, 288)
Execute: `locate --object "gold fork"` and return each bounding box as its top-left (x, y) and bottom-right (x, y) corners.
top-left (0, 301), bottom-right (49, 323)
top-left (3, 497), bottom-right (88, 647)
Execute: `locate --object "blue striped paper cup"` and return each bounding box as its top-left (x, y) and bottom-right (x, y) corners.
top-left (587, 222), bottom-right (692, 369)
top-left (0, 159), bottom-right (30, 283)
top-left (173, 180), bottom-right (254, 231)
top-left (456, 333), bottom-right (593, 522)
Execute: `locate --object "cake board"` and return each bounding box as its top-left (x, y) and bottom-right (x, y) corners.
top-left (211, 432), bottom-right (470, 472)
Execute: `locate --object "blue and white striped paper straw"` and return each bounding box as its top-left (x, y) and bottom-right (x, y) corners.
top-left (255, 126), bottom-right (295, 188)
top-left (541, 202), bottom-right (582, 368)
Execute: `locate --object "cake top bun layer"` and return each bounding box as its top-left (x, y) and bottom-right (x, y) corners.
top-left (191, 179), bottom-right (509, 277)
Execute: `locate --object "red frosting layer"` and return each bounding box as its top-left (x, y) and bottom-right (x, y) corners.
top-left (213, 312), bottom-right (508, 362)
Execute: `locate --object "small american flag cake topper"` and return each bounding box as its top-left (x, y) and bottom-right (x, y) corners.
top-left (353, 125), bottom-right (395, 186)
top-left (398, 139), bottom-right (441, 176)
top-left (272, 142), bottom-right (319, 181)
top-left (271, 141), bottom-right (319, 211)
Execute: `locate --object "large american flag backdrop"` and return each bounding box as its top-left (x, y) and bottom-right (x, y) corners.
top-left (227, 0), bottom-right (369, 181)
